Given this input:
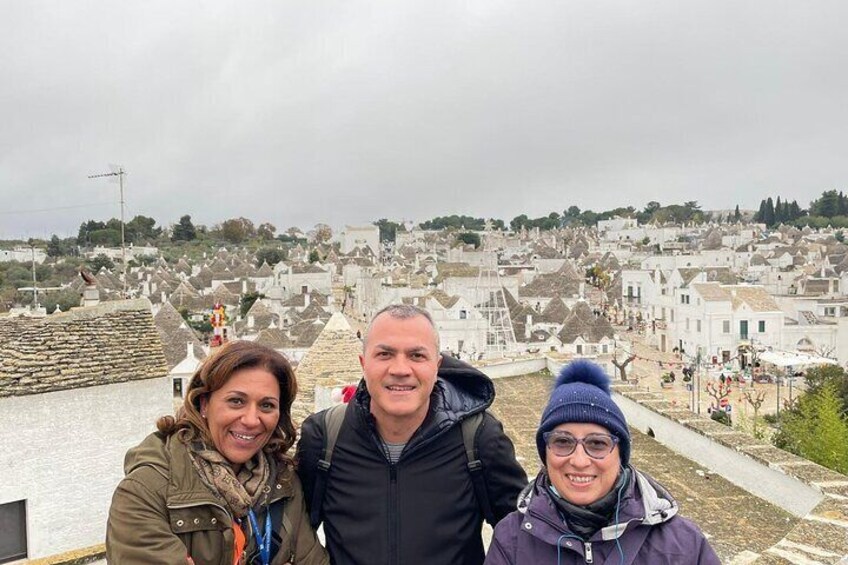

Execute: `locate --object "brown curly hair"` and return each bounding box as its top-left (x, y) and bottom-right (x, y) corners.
top-left (157, 340), bottom-right (298, 467)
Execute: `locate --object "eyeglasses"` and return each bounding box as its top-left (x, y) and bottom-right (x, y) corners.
top-left (543, 431), bottom-right (619, 459)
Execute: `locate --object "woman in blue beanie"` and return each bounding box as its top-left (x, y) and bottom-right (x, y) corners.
top-left (485, 360), bottom-right (720, 564)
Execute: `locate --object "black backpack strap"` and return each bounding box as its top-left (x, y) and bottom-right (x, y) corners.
top-left (462, 412), bottom-right (496, 525)
top-left (309, 403), bottom-right (348, 528)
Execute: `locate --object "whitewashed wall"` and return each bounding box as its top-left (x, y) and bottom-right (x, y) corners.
top-left (614, 393), bottom-right (823, 517)
top-left (0, 377), bottom-right (172, 559)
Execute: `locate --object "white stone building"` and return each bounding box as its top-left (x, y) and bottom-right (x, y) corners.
top-left (341, 225), bottom-right (380, 259)
top-left (0, 246), bottom-right (46, 264)
top-left (269, 262), bottom-right (333, 301)
top-left (0, 299), bottom-right (169, 562)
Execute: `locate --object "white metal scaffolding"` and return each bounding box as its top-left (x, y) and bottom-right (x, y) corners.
top-left (474, 266), bottom-right (517, 358)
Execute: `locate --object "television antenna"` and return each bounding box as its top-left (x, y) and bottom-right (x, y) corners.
top-left (88, 164), bottom-right (127, 295)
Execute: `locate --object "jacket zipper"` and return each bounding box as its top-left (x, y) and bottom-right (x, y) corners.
top-left (389, 465), bottom-right (398, 565)
top-left (584, 541), bottom-right (593, 563)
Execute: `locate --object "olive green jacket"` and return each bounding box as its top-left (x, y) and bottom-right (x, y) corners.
top-left (106, 432), bottom-right (328, 565)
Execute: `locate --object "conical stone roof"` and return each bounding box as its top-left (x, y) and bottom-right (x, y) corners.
top-left (292, 313), bottom-right (363, 424)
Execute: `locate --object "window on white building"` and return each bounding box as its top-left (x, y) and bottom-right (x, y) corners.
top-left (758, 320), bottom-right (765, 332)
top-left (602, 344), bottom-right (608, 353)
top-left (576, 344), bottom-right (583, 354)
top-left (0, 500), bottom-right (27, 563)
top-left (723, 320), bottom-right (730, 333)
top-left (697, 320), bottom-right (701, 333)
top-left (670, 310), bottom-right (674, 322)
top-left (686, 318), bottom-right (690, 331)
top-left (459, 310), bottom-right (467, 320)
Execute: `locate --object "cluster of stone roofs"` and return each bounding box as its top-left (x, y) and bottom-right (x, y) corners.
top-left (8, 218), bottom-right (848, 374)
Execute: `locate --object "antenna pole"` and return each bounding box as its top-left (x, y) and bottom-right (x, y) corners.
top-left (119, 167), bottom-right (126, 295)
top-left (88, 166), bottom-right (128, 296)
top-left (31, 243), bottom-right (38, 307)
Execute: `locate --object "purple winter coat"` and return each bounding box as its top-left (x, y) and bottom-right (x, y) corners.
top-left (485, 467), bottom-right (720, 565)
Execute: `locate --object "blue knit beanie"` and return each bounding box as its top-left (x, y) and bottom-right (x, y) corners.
top-left (536, 360), bottom-right (630, 466)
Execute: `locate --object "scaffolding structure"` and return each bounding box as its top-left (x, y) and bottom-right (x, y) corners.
top-left (474, 266), bottom-right (517, 358)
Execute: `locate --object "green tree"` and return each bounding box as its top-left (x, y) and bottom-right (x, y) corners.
top-left (763, 197), bottom-right (775, 226)
top-left (219, 217), bottom-right (256, 244)
top-left (510, 214), bottom-right (530, 231)
top-left (374, 219), bottom-right (404, 242)
top-left (420, 215), bottom-right (486, 230)
top-left (3, 264), bottom-right (31, 289)
top-left (257, 222), bottom-right (277, 240)
top-left (734, 204), bottom-right (742, 222)
top-left (47, 235), bottom-right (69, 257)
top-left (172, 215), bottom-right (197, 242)
top-left (456, 232), bottom-right (481, 249)
top-left (810, 190), bottom-right (842, 218)
top-left (775, 382), bottom-right (848, 473)
top-left (41, 288), bottom-right (82, 313)
top-left (308, 249), bottom-right (320, 263)
top-left (78, 220), bottom-right (106, 245)
top-left (88, 254), bottom-right (115, 272)
top-left (126, 215), bottom-right (160, 242)
top-left (240, 291), bottom-right (265, 318)
top-left (255, 247), bottom-right (286, 267)
top-left (89, 228), bottom-right (122, 246)
top-left (799, 364), bottom-right (848, 411)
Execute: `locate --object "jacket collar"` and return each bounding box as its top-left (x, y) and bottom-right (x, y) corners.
top-left (351, 354), bottom-right (495, 449)
top-left (519, 467), bottom-right (679, 545)
top-left (125, 432), bottom-right (295, 509)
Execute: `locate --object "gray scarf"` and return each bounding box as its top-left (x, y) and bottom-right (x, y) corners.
top-left (544, 467), bottom-right (630, 540)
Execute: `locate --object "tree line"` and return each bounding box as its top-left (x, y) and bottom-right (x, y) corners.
top-left (753, 190), bottom-right (848, 228)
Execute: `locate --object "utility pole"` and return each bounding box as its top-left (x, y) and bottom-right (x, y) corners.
top-left (88, 165), bottom-right (127, 296)
top-left (17, 241), bottom-right (61, 311)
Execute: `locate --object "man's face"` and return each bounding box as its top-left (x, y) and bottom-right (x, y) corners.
top-left (360, 313), bottom-right (441, 427)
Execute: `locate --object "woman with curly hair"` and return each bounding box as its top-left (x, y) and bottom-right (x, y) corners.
top-left (107, 341), bottom-right (327, 565)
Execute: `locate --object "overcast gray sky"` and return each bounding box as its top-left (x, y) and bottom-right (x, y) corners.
top-left (2, 1), bottom-right (847, 239)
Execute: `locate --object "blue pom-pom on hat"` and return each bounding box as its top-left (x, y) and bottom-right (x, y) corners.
top-left (536, 360), bottom-right (630, 466)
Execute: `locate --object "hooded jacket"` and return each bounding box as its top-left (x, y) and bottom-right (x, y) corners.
top-left (485, 467), bottom-right (720, 565)
top-left (106, 432), bottom-right (328, 565)
top-left (296, 355), bottom-right (528, 565)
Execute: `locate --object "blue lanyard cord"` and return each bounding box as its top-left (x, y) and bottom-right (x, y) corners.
top-left (247, 508), bottom-right (271, 565)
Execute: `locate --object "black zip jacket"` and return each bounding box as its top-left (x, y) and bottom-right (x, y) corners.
top-left (296, 355), bottom-right (528, 565)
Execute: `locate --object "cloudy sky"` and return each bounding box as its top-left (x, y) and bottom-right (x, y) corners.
top-left (1, 1), bottom-right (846, 238)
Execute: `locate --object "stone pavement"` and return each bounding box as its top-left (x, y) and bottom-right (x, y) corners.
top-left (489, 372), bottom-right (798, 564)
top-left (625, 330), bottom-right (803, 420)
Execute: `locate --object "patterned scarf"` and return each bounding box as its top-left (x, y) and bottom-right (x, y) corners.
top-left (188, 441), bottom-right (273, 519)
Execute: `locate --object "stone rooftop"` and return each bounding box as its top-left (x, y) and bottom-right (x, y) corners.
top-left (293, 312), bottom-right (362, 424)
top-left (0, 299), bottom-right (168, 398)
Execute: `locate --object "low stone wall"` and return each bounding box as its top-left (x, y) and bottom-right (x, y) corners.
top-left (25, 544), bottom-right (104, 565)
top-left (612, 382), bottom-right (848, 563)
top-left (474, 357), bottom-right (547, 379)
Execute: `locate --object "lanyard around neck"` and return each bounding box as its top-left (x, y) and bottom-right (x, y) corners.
top-left (247, 508), bottom-right (271, 565)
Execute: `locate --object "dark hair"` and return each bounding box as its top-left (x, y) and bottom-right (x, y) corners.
top-left (157, 340), bottom-right (298, 467)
